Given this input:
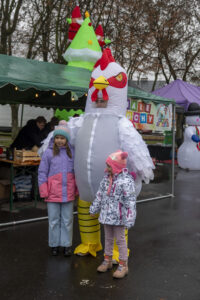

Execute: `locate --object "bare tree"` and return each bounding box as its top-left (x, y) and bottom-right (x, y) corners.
top-left (0, 0), bottom-right (23, 54)
top-left (140, 0), bottom-right (200, 88)
top-left (1, 0), bottom-right (200, 124)
top-left (0, 0), bottom-right (24, 139)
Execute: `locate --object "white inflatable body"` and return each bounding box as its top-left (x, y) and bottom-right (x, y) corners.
top-left (74, 114), bottom-right (120, 201)
top-left (178, 115), bottom-right (200, 170)
top-left (73, 113), bottom-right (149, 200)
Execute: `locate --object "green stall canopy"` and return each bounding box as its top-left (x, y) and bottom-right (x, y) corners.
top-left (0, 54), bottom-right (91, 109)
top-left (0, 54), bottom-right (174, 109)
top-left (128, 86), bottom-right (174, 104)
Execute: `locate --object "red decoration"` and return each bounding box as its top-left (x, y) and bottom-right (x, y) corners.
top-left (68, 23), bottom-right (81, 41)
top-left (68, 6), bottom-right (82, 41)
top-left (72, 6), bottom-right (82, 18)
top-left (95, 25), bottom-right (104, 37)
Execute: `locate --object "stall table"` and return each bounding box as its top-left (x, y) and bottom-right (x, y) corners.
top-left (0, 158), bottom-right (40, 211)
top-left (142, 132), bottom-right (172, 161)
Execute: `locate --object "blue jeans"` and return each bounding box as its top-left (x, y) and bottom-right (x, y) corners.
top-left (47, 201), bottom-right (74, 247)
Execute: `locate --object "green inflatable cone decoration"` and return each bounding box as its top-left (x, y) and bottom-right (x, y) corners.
top-left (63, 12), bottom-right (102, 71)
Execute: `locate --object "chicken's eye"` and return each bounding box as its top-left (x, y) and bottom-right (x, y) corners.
top-left (115, 73), bottom-right (123, 81)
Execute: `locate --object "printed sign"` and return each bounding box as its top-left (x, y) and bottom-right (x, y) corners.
top-left (126, 99), bottom-right (172, 131)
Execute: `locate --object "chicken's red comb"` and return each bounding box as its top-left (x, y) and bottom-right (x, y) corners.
top-left (105, 48), bottom-right (115, 63)
top-left (93, 48), bottom-right (115, 70)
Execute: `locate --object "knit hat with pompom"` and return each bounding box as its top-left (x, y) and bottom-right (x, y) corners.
top-left (106, 150), bottom-right (128, 174)
top-left (53, 120), bottom-right (70, 141)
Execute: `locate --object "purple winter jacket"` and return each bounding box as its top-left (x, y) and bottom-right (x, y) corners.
top-left (38, 139), bottom-right (76, 203)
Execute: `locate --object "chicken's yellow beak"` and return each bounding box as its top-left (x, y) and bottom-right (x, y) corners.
top-left (93, 76), bottom-right (109, 90)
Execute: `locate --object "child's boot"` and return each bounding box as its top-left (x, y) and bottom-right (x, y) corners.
top-left (113, 260), bottom-right (128, 278)
top-left (97, 255), bottom-right (113, 272)
top-left (51, 247), bottom-right (59, 256)
top-left (63, 247), bottom-right (72, 257)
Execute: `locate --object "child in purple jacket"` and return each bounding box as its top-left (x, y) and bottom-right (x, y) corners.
top-left (38, 121), bottom-right (76, 257)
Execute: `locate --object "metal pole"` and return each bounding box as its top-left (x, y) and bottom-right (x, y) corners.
top-left (171, 104), bottom-right (176, 197)
top-left (20, 104), bottom-right (24, 128)
top-left (0, 191), bottom-right (175, 228)
top-left (0, 192), bottom-right (174, 227)
top-left (0, 211), bottom-right (77, 228)
top-left (137, 193), bottom-right (173, 204)
top-left (9, 163), bottom-right (14, 211)
top-left (0, 216), bottom-right (48, 228)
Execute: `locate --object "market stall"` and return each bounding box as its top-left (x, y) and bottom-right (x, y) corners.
top-left (0, 53), bottom-right (175, 211)
top-left (125, 87), bottom-right (176, 201)
top-left (152, 79), bottom-right (200, 148)
top-left (152, 79), bottom-right (200, 111)
top-left (0, 11), bottom-right (175, 223)
top-left (126, 97), bottom-right (173, 161)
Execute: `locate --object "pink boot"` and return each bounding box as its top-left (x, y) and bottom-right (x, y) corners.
top-left (97, 255), bottom-right (113, 272)
top-left (113, 260), bottom-right (128, 278)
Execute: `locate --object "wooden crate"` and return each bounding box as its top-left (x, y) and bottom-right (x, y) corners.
top-left (14, 149), bottom-right (41, 162)
top-left (142, 134), bottom-right (165, 141)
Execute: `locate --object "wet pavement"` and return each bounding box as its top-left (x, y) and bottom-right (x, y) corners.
top-left (0, 166), bottom-right (200, 300)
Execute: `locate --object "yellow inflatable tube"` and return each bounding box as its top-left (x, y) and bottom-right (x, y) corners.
top-left (74, 198), bottom-right (129, 260)
top-left (74, 199), bottom-right (102, 257)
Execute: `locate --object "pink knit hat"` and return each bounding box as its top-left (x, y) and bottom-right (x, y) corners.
top-left (106, 150), bottom-right (128, 174)
top-left (53, 120), bottom-right (70, 141)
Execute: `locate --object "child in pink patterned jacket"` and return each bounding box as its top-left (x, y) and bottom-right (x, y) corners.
top-left (38, 121), bottom-right (76, 257)
top-left (90, 150), bottom-right (136, 279)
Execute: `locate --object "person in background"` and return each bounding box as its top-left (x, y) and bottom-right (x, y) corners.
top-left (40, 116), bottom-right (59, 140)
top-left (89, 150), bottom-right (137, 279)
top-left (38, 121), bottom-right (76, 257)
top-left (10, 116), bottom-right (46, 151)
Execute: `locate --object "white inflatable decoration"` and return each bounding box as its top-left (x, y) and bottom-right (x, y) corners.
top-left (178, 102), bottom-right (200, 170)
top-left (68, 48), bottom-right (155, 200)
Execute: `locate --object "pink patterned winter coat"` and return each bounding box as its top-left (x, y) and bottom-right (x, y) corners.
top-left (38, 139), bottom-right (76, 203)
top-left (89, 169), bottom-right (136, 228)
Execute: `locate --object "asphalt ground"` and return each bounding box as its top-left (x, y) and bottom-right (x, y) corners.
top-left (0, 167), bottom-right (200, 300)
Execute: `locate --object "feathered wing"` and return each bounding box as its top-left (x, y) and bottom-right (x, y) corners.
top-left (67, 115), bottom-right (84, 146)
top-left (118, 117), bottom-right (155, 184)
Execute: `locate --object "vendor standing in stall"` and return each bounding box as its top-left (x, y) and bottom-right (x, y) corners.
top-left (10, 116), bottom-right (47, 151)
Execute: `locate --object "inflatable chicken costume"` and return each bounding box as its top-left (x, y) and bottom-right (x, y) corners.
top-left (68, 48), bottom-right (155, 257)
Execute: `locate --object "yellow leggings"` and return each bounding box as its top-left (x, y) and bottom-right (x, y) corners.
top-left (74, 198), bottom-right (129, 260)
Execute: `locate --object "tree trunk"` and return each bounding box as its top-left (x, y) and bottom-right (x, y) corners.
top-left (152, 70), bottom-right (159, 92)
top-left (10, 104), bottom-right (19, 140)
